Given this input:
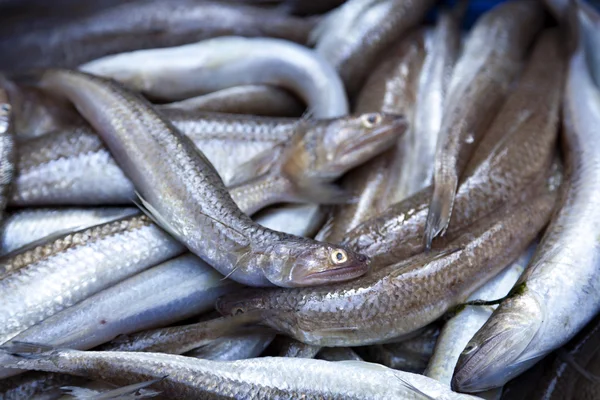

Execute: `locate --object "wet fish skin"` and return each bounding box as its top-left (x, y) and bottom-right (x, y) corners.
top-left (0, 346), bottom-right (480, 399)
top-left (425, 245), bottom-right (535, 386)
top-left (313, 0), bottom-right (436, 94)
top-left (0, 371), bottom-right (83, 400)
top-left (229, 112), bottom-right (407, 215)
top-left (0, 207), bottom-right (138, 255)
top-left (397, 7), bottom-right (462, 200)
top-left (452, 29), bottom-right (600, 394)
top-left (0, 214), bottom-right (185, 344)
top-left (217, 186), bottom-right (556, 347)
top-left (342, 29), bottom-right (563, 269)
top-left (160, 85), bottom-right (304, 117)
top-left (39, 70), bottom-right (368, 288)
top-left (0, 87), bottom-right (16, 221)
top-left (0, 0), bottom-right (316, 70)
top-left (185, 333), bottom-right (275, 361)
top-left (424, 0), bottom-right (544, 247)
top-left (80, 36), bottom-right (348, 118)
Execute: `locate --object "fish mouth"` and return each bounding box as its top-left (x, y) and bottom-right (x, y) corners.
top-left (292, 261), bottom-right (370, 287)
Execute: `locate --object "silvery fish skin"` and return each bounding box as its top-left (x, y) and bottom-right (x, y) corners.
top-left (424, 0), bottom-right (544, 247)
top-left (185, 333), bottom-right (275, 361)
top-left (313, 0), bottom-right (436, 94)
top-left (397, 7), bottom-right (461, 200)
top-left (0, 87), bottom-right (16, 221)
top-left (40, 70), bottom-right (368, 288)
top-left (80, 36), bottom-right (348, 118)
top-left (452, 31), bottom-right (600, 394)
top-left (0, 254), bottom-right (236, 380)
top-left (0, 81), bottom-right (82, 141)
top-left (229, 112), bottom-right (407, 215)
top-left (425, 245), bottom-right (535, 386)
top-left (0, 207), bottom-right (138, 255)
top-left (577, 1), bottom-right (600, 90)
top-left (0, 348), bottom-right (481, 400)
top-left (0, 371), bottom-right (83, 400)
top-left (160, 85), bottom-right (304, 117)
top-left (0, 214), bottom-right (185, 344)
top-left (342, 30), bottom-right (563, 269)
top-left (218, 188), bottom-right (556, 347)
top-left (0, 0), bottom-right (315, 70)
top-left (9, 110), bottom-right (304, 206)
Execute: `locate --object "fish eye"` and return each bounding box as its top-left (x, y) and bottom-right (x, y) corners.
top-left (331, 249), bottom-right (348, 265)
top-left (233, 307), bottom-right (245, 316)
top-left (0, 104), bottom-right (10, 114)
top-left (463, 344), bottom-right (477, 354)
top-left (361, 113), bottom-right (382, 128)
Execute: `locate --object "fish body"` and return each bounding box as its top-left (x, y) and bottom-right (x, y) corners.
top-left (0, 1), bottom-right (315, 70)
top-left (185, 333), bottom-right (275, 361)
top-left (343, 29), bottom-right (563, 269)
top-left (0, 214), bottom-right (185, 344)
top-left (40, 70), bottom-right (368, 288)
top-left (0, 207), bottom-right (138, 254)
top-left (425, 0), bottom-right (544, 246)
top-left (452, 29), bottom-right (600, 393)
top-left (314, 0), bottom-right (436, 94)
top-left (80, 36), bottom-right (348, 118)
top-left (0, 87), bottom-right (16, 221)
top-left (1, 347), bottom-right (480, 399)
top-left (218, 187), bottom-right (555, 346)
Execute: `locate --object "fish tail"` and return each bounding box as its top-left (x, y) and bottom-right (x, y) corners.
top-left (62, 377), bottom-right (166, 399)
top-left (424, 177), bottom-right (457, 249)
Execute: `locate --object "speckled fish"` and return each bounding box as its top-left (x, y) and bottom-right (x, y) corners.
top-left (39, 70), bottom-right (368, 288)
top-left (218, 184), bottom-right (556, 347)
top-left (160, 85), bottom-right (304, 117)
top-left (425, 245), bottom-right (535, 386)
top-left (312, 0), bottom-right (436, 94)
top-left (342, 30), bottom-right (563, 269)
top-left (0, 345), bottom-right (481, 399)
top-left (0, 86), bottom-right (16, 221)
top-left (452, 25), bottom-right (600, 394)
top-left (228, 112), bottom-right (407, 215)
top-left (0, 0), bottom-right (316, 70)
top-left (9, 111), bottom-right (305, 206)
top-left (80, 36), bottom-right (348, 118)
top-left (0, 214), bottom-right (185, 344)
top-left (397, 4), bottom-right (463, 200)
top-left (0, 207), bottom-right (138, 255)
top-left (424, 0), bottom-right (544, 247)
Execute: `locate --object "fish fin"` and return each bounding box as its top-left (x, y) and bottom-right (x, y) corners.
top-left (392, 374), bottom-right (436, 400)
top-left (221, 249), bottom-right (252, 281)
top-left (423, 180), bottom-right (457, 249)
top-left (0, 341), bottom-right (56, 359)
top-left (62, 377), bottom-right (166, 399)
top-left (314, 214), bottom-right (335, 242)
top-left (133, 193), bottom-right (182, 238)
top-left (228, 144), bottom-right (286, 186)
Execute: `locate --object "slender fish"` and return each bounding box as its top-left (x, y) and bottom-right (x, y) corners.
top-left (0, 1), bottom-right (316, 70)
top-left (0, 346), bottom-right (480, 399)
top-left (343, 30), bottom-right (563, 269)
top-left (184, 333), bottom-right (275, 361)
top-left (424, 0), bottom-right (544, 247)
top-left (0, 207), bottom-right (138, 254)
top-left (0, 214), bottom-right (185, 344)
top-left (228, 112), bottom-right (406, 215)
top-left (160, 85), bottom-right (304, 117)
top-left (218, 186), bottom-right (556, 346)
top-left (39, 70), bottom-right (368, 287)
top-left (313, 0), bottom-right (436, 94)
top-left (0, 86), bottom-right (16, 221)
top-left (452, 26), bottom-right (600, 394)
top-left (80, 36), bottom-right (348, 118)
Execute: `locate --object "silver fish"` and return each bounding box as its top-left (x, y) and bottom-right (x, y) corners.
top-left (80, 36), bottom-right (348, 118)
top-left (452, 29), bottom-right (600, 393)
top-left (39, 70), bottom-right (368, 288)
top-left (0, 86), bottom-right (16, 221)
top-left (184, 333), bottom-right (275, 361)
top-left (0, 214), bottom-right (185, 344)
top-left (0, 208), bottom-right (138, 255)
top-left (0, 345), bottom-right (481, 399)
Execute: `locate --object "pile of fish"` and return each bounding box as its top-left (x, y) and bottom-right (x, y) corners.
top-left (0, 0), bottom-right (598, 398)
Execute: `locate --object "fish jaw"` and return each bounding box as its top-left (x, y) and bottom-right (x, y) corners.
top-left (452, 292), bottom-right (543, 393)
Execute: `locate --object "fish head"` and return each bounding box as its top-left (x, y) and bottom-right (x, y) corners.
top-left (261, 240), bottom-right (370, 287)
top-left (452, 292), bottom-right (543, 393)
top-left (294, 113), bottom-right (406, 180)
top-left (0, 87), bottom-right (10, 134)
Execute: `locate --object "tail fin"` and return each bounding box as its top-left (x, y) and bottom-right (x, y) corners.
top-left (62, 377), bottom-right (165, 399)
top-left (0, 341), bottom-right (56, 359)
top-left (423, 178), bottom-right (457, 249)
